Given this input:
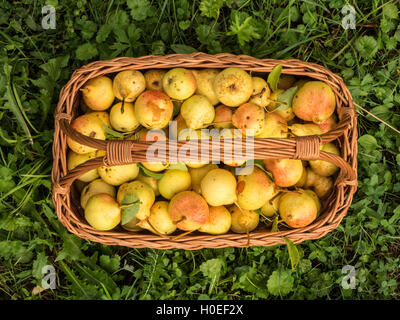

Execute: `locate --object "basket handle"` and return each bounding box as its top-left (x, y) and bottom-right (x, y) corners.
top-left (53, 136), bottom-right (357, 197)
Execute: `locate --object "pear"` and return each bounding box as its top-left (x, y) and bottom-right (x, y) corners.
top-left (191, 69), bottom-right (220, 105)
top-left (136, 172), bottom-right (160, 196)
top-left (304, 168), bottom-right (333, 199)
top-left (266, 89), bottom-right (295, 122)
top-left (121, 216), bottom-right (142, 232)
top-left (113, 70), bottom-right (146, 102)
top-left (229, 205), bottom-right (259, 234)
top-left (139, 130), bottom-right (169, 172)
top-left (158, 169), bottom-right (191, 200)
top-left (318, 114), bottom-right (337, 133)
top-left (292, 81), bottom-right (336, 124)
top-left (180, 94), bottom-right (215, 129)
top-left (67, 150), bottom-right (99, 183)
top-left (90, 111), bottom-right (112, 129)
top-left (255, 112), bottom-right (288, 138)
top-left (260, 192), bottom-right (282, 217)
top-left (98, 163), bottom-right (139, 186)
top-left (294, 166), bottom-right (307, 187)
top-left (109, 102), bottom-right (140, 132)
top-left (66, 113), bottom-right (106, 154)
top-left (84, 193), bottom-right (121, 231)
top-left (249, 77), bottom-right (271, 108)
top-left (138, 201), bottom-right (177, 235)
top-left (80, 178), bottom-right (116, 209)
top-left (189, 163), bottom-right (219, 194)
top-left (219, 128), bottom-right (246, 167)
top-left (213, 105), bottom-right (233, 129)
top-left (117, 180), bottom-right (155, 221)
top-left (213, 67), bottom-right (253, 107)
top-left (144, 69), bottom-right (167, 91)
top-left (81, 76), bottom-right (115, 111)
top-left (277, 75), bottom-right (296, 90)
top-left (135, 90), bottom-right (174, 129)
top-left (162, 68), bottom-right (197, 100)
top-left (289, 123), bottom-right (324, 136)
top-left (168, 113), bottom-right (188, 140)
top-left (304, 189), bottom-right (321, 216)
top-left (263, 158), bottom-right (304, 187)
top-left (309, 143), bottom-right (340, 176)
top-left (236, 167), bottom-right (276, 210)
top-left (177, 128), bottom-right (211, 168)
top-left (232, 102), bottom-right (265, 136)
top-left (200, 168), bottom-right (237, 206)
top-left (168, 191), bottom-right (209, 231)
top-left (279, 189), bottom-right (318, 228)
top-left (198, 206), bottom-right (232, 235)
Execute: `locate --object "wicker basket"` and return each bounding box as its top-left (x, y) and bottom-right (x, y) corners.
top-left (51, 53), bottom-right (358, 250)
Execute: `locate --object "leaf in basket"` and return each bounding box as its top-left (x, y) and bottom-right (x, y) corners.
top-left (267, 64), bottom-right (282, 92)
top-left (283, 237), bottom-right (300, 271)
top-left (273, 86), bottom-right (298, 111)
top-left (172, 100), bottom-right (182, 117)
top-left (137, 163), bottom-right (164, 179)
top-left (167, 162), bottom-right (188, 171)
top-left (253, 160), bottom-right (274, 181)
top-left (271, 215), bottom-right (279, 232)
top-left (121, 194), bottom-right (140, 225)
top-left (102, 124), bottom-right (125, 139)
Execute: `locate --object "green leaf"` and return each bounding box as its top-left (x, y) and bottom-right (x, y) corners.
top-left (383, 3), bottom-right (399, 19)
top-left (354, 36), bottom-right (378, 60)
top-left (121, 194), bottom-right (140, 225)
top-left (267, 64), bottom-right (283, 92)
top-left (273, 86), bottom-right (298, 111)
top-left (267, 269), bottom-right (294, 296)
top-left (358, 134), bottom-right (379, 152)
top-left (200, 258), bottom-right (224, 279)
top-left (127, 0), bottom-right (154, 21)
top-left (167, 162), bottom-right (188, 171)
top-left (138, 163), bottom-right (164, 179)
top-left (227, 11), bottom-right (261, 46)
top-left (75, 43), bottom-right (98, 60)
top-left (102, 124), bottom-right (126, 139)
top-left (99, 255), bottom-right (121, 274)
top-left (32, 252), bottom-right (49, 281)
top-left (284, 237), bottom-right (300, 271)
top-left (199, 0), bottom-right (224, 19)
top-left (170, 44), bottom-right (198, 54)
top-left (271, 215), bottom-right (279, 232)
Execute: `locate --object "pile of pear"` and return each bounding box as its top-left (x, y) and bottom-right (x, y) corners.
top-left (66, 66), bottom-right (340, 236)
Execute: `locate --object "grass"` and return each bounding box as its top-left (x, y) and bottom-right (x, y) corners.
top-left (0, 0), bottom-right (399, 300)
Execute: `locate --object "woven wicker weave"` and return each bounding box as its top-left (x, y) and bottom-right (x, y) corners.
top-left (51, 53), bottom-right (358, 250)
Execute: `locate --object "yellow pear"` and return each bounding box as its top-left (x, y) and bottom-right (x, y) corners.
top-left (229, 205), bottom-right (259, 234)
top-left (117, 180), bottom-right (155, 221)
top-left (138, 201), bottom-right (177, 235)
top-left (263, 158), bottom-right (303, 187)
top-left (98, 163), bottom-right (139, 186)
top-left (66, 113), bottom-right (106, 154)
top-left (249, 77), bottom-right (271, 108)
top-left (191, 69), bottom-right (220, 105)
top-left (84, 193), bottom-right (121, 231)
top-left (289, 123), bottom-right (324, 136)
top-left (279, 189), bottom-right (318, 228)
top-left (81, 76), bottom-right (115, 111)
top-left (236, 167), bottom-right (276, 210)
top-left (255, 112), bottom-right (288, 138)
top-left (162, 68), bottom-right (197, 100)
top-left (67, 150), bottom-right (99, 183)
top-left (198, 206), bottom-right (232, 235)
top-left (158, 169), bottom-right (191, 199)
top-left (113, 70), bottom-right (146, 102)
top-left (144, 69), bottom-right (167, 91)
top-left (80, 178), bottom-right (116, 209)
top-left (136, 172), bottom-right (160, 196)
top-left (309, 143), bottom-right (340, 176)
top-left (180, 95), bottom-right (215, 129)
top-left (213, 67), bottom-right (253, 107)
top-left (109, 102), bottom-right (139, 132)
top-left (189, 163), bottom-right (219, 194)
top-left (200, 168), bottom-right (237, 206)
top-left (304, 168), bottom-right (333, 199)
